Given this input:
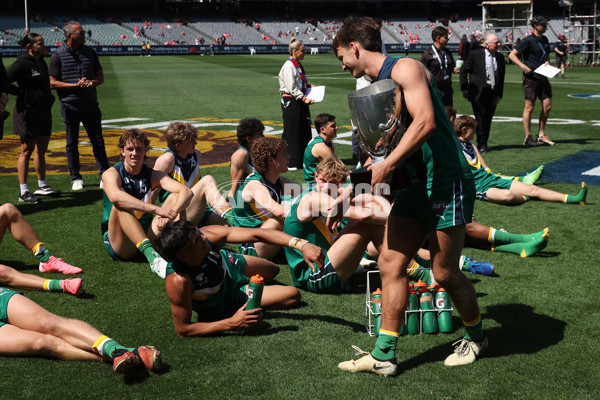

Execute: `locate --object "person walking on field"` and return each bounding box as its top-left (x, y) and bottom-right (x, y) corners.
top-left (459, 33), bottom-right (505, 154)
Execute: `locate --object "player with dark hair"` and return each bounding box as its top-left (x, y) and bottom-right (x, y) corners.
top-left (303, 113), bottom-right (337, 185)
top-left (333, 16), bottom-right (484, 375)
top-left (228, 118), bottom-right (265, 200)
top-left (155, 219), bottom-right (324, 337)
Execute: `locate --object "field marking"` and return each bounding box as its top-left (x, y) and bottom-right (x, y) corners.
top-left (582, 166), bottom-right (600, 176)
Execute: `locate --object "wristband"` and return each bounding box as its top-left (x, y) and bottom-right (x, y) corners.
top-left (288, 237), bottom-right (308, 250)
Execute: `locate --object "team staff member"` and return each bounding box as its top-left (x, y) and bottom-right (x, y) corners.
top-left (459, 33), bottom-right (505, 154)
top-left (49, 21), bottom-right (110, 191)
top-left (554, 34), bottom-right (568, 79)
top-left (420, 26), bottom-right (459, 106)
top-left (509, 16), bottom-right (555, 147)
top-left (278, 38), bottom-right (314, 170)
top-left (7, 33), bottom-right (60, 204)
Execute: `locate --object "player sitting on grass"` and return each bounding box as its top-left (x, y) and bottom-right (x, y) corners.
top-left (101, 129), bottom-right (192, 278)
top-left (303, 113), bottom-right (338, 186)
top-left (152, 121), bottom-right (233, 229)
top-left (455, 115), bottom-right (588, 205)
top-left (0, 286), bottom-right (161, 375)
top-left (155, 220), bottom-right (324, 337)
top-left (284, 157), bottom-right (390, 293)
top-left (230, 136), bottom-right (301, 260)
top-left (228, 118), bottom-right (265, 201)
top-left (444, 106), bottom-right (544, 186)
top-left (0, 203), bottom-right (82, 295)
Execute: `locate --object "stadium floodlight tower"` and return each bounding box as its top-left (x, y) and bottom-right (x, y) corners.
top-left (481, 0), bottom-right (533, 51)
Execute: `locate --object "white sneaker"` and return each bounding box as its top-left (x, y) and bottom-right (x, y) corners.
top-left (72, 179), bottom-right (84, 191)
top-left (149, 255), bottom-right (168, 279)
top-left (444, 336), bottom-right (488, 366)
top-left (338, 346), bottom-right (397, 376)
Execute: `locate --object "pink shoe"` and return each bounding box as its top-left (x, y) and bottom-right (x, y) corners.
top-left (60, 278), bottom-right (83, 296)
top-left (39, 256), bottom-right (82, 274)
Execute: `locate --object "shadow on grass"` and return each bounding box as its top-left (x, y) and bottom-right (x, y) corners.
top-left (246, 310), bottom-right (365, 334)
top-left (395, 303), bottom-right (565, 376)
top-left (16, 187), bottom-right (103, 217)
top-left (489, 137), bottom-right (599, 152)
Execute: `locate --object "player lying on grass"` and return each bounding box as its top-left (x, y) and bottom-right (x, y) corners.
top-left (303, 113), bottom-right (338, 186)
top-left (0, 203), bottom-right (82, 295)
top-left (230, 136), bottom-right (301, 260)
top-left (228, 118), bottom-right (265, 201)
top-left (284, 157), bottom-right (390, 293)
top-left (155, 220), bottom-right (324, 337)
top-left (152, 121), bottom-right (233, 230)
top-left (0, 286), bottom-right (161, 375)
top-left (455, 115), bottom-right (588, 205)
top-left (101, 129), bottom-right (192, 278)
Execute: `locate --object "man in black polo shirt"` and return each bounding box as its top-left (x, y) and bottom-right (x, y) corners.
top-left (509, 16), bottom-right (555, 147)
top-left (49, 21), bottom-right (109, 191)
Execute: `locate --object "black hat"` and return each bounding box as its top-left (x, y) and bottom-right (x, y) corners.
top-left (531, 16), bottom-right (549, 27)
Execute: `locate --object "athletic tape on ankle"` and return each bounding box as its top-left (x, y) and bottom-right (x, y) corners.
top-left (136, 238), bottom-right (150, 248)
top-left (31, 242), bottom-right (45, 255)
top-left (379, 329), bottom-right (399, 337)
top-left (407, 261), bottom-right (419, 275)
top-left (92, 335), bottom-right (110, 354)
top-left (463, 315), bottom-right (481, 327)
top-left (43, 279), bottom-right (51, 291)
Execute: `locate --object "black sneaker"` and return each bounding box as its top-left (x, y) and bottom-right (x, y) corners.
top-left (34, 186), bottom-right (61, 197)
top-left (19, 191), bottom-right (41, 204)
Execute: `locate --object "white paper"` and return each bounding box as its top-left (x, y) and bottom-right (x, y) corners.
top-left (534, 64), bottom-right (561, 79)
top-left (305, 86), bottom-right (325, 102)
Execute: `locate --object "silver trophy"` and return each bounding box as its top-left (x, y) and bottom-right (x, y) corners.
top-left (348, 79), bottom-right (406, 190)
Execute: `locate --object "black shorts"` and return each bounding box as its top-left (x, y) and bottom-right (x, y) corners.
top-left (556, 55), bottom-right (567, 67)
top-left (14, 108), bottom-right (52, 141)
top-left (523, 76), bottom-right (552, 101)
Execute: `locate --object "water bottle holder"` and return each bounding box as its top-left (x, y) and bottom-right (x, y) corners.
top-left (365, 270), bottom-right (454, 336)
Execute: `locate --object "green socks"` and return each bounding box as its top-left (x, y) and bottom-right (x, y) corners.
top-left (463, 317), bottom-right (484, 342)
top-left (31, 242), bottom-right (52, 263)
top-left (407, 261), bottom-right (434, 286)
top-left (137, 239), bottom-right (160, 264)
top-left (494, 235), bottom-right (548, 257)
top-left (43, 279), bottom-right (62, 292)
top-left (491, 227), bottom-right (548, 245)
top-left (93, 336), bottom-right (134, 359)
top-left (517, 165), bottom-right (544, 185)
top-left (371, 330), bottom-right (399, 361)
top-left (564, 182), bottom-right (588, 204)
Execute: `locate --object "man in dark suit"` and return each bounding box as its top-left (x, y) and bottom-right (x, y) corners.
top-left (460, 33), bottom-right (505, 153)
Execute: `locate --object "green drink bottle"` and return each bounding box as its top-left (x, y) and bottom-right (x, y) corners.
top-left (435, 287), bottom-right (453, 333)
top-left (246, 275), bottom-right (264, 310)
top-left (407, 286), bottom-right (420, 335)
top-left (371, 288), bottom-right (382, 336)
top-left (419, 288), bottom-right (438, 334)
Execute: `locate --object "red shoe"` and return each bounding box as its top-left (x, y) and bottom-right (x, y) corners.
top-left (39, 256), bottom-right (83, 274)
top-left (60, 278), bottom-right (83, 296)
top-left (133, 345), bottom-right (162, 372)
top-left (112, 350), bottom-right (141, 374)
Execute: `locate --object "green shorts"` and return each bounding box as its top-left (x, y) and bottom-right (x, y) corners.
top-left (475, 174), bottom-right (513, 201)
top-left (0, 287), bottom-right (22, 328)
top-left (192, 251), bottom-right (250, 321)
top-left (304, 255), bottom-right (349, 294)
top-left (238, 242), bottom-right (258, 257)
top-left (390, 180), bottom-right (474, 230)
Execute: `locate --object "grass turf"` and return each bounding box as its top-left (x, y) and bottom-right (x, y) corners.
top-left (0, 53), bottom-right (599, 399)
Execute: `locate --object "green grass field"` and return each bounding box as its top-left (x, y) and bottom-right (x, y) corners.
top-left (1, 53), bottom-right (599, 399)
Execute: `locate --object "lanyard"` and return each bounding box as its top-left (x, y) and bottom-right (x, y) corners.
top-left (536, 40), bottom-right (547, 62)
top-left (431, 45), bottom-right (448, 71)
